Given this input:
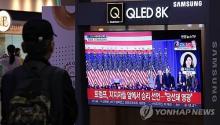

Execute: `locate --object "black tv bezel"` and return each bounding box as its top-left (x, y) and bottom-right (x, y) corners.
top-left (83, 30), bottom-right (204, 109)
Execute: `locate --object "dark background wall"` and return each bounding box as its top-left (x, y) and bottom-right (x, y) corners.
top-left (75, 0), bottom-right (220, 125)
top-left (61, 0), bottom-right (75, 5)
top-left (90, 106), bottom-right (203, 125)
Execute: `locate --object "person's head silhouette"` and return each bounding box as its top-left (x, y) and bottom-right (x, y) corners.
top-left (7, 44), bottom-right (16, 65)
top-left (22, 19), bottom-right (57, 60)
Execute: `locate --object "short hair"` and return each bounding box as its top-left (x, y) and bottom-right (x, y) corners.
top-left (15, 48), bottom-right (20, 53)
top-left (15, 48), bottom-right (21, 56)
top-left (7, 45), bottom-right (15, 54)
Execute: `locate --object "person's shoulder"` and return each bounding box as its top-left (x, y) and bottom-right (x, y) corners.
top-left (48, 65), bottom-right (68, 75)
top-left (2, 65), bottom-right (23, 78)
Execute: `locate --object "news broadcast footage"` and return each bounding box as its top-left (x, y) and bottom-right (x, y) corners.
top-left (84, 31), bottom-right (202, 108)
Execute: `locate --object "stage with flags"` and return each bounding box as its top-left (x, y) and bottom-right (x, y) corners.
top-left (84, 31), bottom-right (202, 108)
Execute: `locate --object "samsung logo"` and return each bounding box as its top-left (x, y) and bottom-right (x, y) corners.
top-left (173, 1), bottom-right (203, 8)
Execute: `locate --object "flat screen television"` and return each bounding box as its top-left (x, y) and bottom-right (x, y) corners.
top-left (84, 30), bottom-right (202, 108)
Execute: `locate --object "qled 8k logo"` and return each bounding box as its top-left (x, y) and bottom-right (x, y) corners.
top-left (107, 3), bottom-right (124, 24)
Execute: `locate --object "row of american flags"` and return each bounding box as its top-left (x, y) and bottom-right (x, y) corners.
top-left (86, 50), bottom-right (168, 71)
top-left (85, 50), bottom-right (169, 88)
top-left (87, 68), bottom-right (156, 88)
top-left (84, 32), bottom-right (169, 88)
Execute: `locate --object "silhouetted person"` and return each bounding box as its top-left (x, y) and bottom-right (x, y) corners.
top-left (191, 74), bottom-right (198, 92)
top-left (186, 72), bottom-right (192, 92)
top-left (177, 71), bottom-right (186, 91)
top-left (1, 19), bottom-right (77, 125)
top-left (0, 45), bottom-right (21, 121)
top-left (162, 68), bottom-right (175, 90)
top-left (15, 48), bottom-right (24, 64)
top-left (0, 45), bottom-right (21, 76)
top-left (15, 48), bottom-right (21, 57)
top-left (147, 70), bottom-right (155, 90)
top-left (155, 70), bottom-right (163, 91)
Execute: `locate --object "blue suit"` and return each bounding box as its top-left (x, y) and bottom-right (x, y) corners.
top-left (177, 74), bottom-right (186, 91)
top-left (162, 73), bottom-right (175, 89)
top-left (155, 75), bottom-right (163, 91)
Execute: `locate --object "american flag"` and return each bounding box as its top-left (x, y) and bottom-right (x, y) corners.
top-left (85, 32), bottom-right (152, 53)
top-left (85, 32), bottom-right (157, 88)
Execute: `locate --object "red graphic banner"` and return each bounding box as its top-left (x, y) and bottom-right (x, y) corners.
top-left (88, 88), bottom-right (201, 104)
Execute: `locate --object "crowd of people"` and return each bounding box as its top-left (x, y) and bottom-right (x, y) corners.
top-left (87, 67), bottom-right (200, 92)
top-left (86, 51), bottom-right (200, 92)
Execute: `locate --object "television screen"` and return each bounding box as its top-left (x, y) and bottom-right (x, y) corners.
top-left (84, 30), bottom-right (202, 108)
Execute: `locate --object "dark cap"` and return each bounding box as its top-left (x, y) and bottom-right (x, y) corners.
top-left (22, 19), bottom-right (56, 42)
